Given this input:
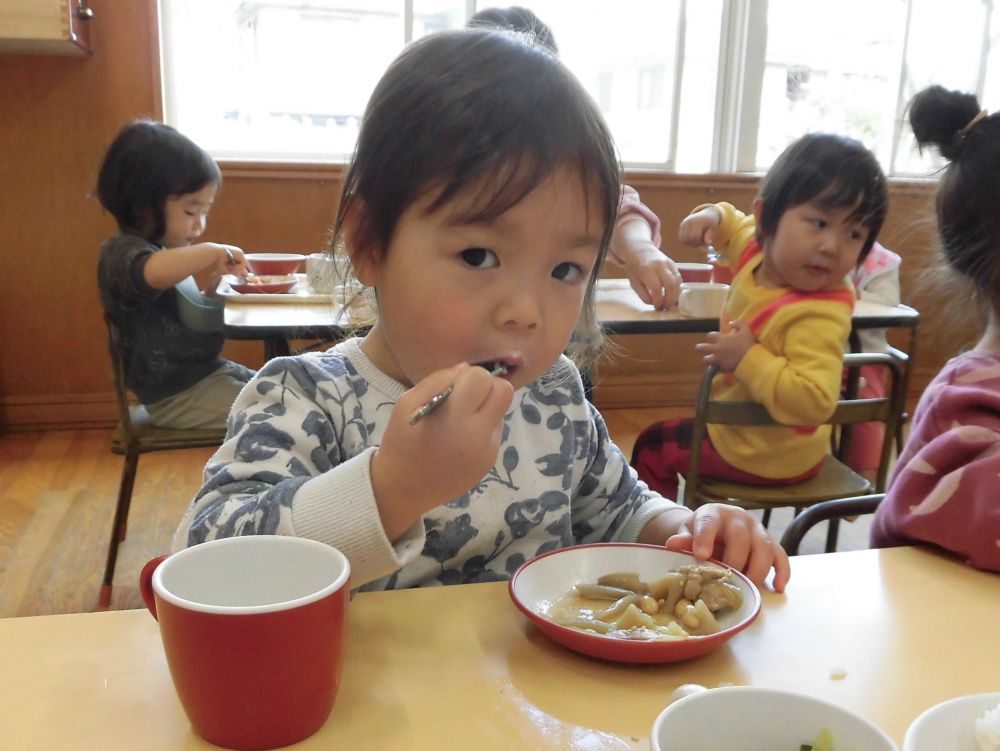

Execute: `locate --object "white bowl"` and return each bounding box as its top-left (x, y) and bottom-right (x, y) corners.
top-left (904, 693), bottom-right (1000, 751)
top-left (651, 686), bottom-right (898, 751)
top-left (509, 543), bottom-right (760, 664)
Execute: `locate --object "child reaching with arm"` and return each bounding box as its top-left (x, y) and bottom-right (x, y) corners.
top-left (96, 120), bottom-right (255, 430)
top-left (610, 185), bottom-right (681, 310)
top-left (172, 29), bottom-right (789, 592)
top-left (631, 133), bottom-right (889, 500)
top-left (871, 85), bottom-right (1000, 571)
top-left (469, 6), bottom-right (681, 310)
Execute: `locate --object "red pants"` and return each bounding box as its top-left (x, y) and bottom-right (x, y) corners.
top-left (631, 417), bottom-right (822, 501)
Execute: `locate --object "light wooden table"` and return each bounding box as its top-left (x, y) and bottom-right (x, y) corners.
top-left (223, 278), bottom-right (919, 360)
top-left (594, 278), bottom-right (920, 337)
top-left (1, 546), bottom-right (997, 749)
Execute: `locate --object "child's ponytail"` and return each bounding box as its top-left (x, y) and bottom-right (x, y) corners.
top-left (908, 85), bottom-right (1000, 300)
top-left (909, 85), bottom-right (983, 161)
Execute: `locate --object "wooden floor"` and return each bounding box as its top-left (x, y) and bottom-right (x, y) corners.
top-left (0, 407), bottom-right (874, 619)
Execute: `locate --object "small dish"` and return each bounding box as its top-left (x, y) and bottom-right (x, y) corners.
top-left (904, 692), bottom-right (1000, 751)
top-left (229, 274), bottom-right (297, 294)
top-left (651, 686), bottom-right (898, 750)
top-left (508, 543), bottom-right (760, 664)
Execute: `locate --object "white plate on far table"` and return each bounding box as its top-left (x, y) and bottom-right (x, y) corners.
top-left (904, 692), bottom-right (1000, 751)
top-left (218, 274), bottom-right (334, 304)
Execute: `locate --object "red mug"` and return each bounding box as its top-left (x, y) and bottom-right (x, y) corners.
top-left (140, 536), bottom-right (350, 750)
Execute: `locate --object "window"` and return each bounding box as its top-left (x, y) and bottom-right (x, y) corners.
top-left (160, 0), bottom-right (1000, 176)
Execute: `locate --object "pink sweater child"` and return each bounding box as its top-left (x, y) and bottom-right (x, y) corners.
top-left (870, 350), bottom-right (1000, 571)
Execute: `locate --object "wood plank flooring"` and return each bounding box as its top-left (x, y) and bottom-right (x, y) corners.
top-left (0, 407), bottom-right (874, 619)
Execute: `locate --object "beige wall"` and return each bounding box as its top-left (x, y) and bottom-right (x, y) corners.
top-left (0, 1), bottom-right (968, 429)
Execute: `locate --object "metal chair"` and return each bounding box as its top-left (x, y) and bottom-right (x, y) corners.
top-left (683, 352), bottom-right (905, 553)
top-left (99, 316), bottom-right (226, 608)
top-left (779, 494), bottom-right (884, 555)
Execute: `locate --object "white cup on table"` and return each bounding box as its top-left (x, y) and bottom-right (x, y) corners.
top-left (678, 282), bottom-right (729, 318)
top-left (306, 253), bottom-right (335, 294)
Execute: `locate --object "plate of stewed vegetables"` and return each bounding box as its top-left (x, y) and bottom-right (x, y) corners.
top-left (508, 543), bottom-right (761, 664)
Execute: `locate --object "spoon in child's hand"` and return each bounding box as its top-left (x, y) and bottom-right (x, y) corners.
top-left (225, 247), bottom-right (249, 283)
top-left (409, 363), bottom-right (508, 426)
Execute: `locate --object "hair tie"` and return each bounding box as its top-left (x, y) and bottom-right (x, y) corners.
top-left (962, 110), bottom-right (989, 135)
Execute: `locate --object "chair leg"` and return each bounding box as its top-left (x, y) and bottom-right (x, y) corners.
top-left (116, 449), bottom-right (138, 542)
top-left (824, 517), bottom-right (841, 553)
top-left (100, 450), bottom-right (139, 609)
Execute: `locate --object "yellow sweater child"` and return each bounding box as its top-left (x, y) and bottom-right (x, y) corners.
top-left (631, 133), bottom-right (888, 499)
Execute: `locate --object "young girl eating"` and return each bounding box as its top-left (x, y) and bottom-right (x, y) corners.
top-left (96, 120), bottom-right (254, 430)
top-left (871, 85), bottom-right (1000, 571)
top-left (173, 29), bottom-right (789, 591)
top-left (631, 133), bottom-right (889, 499)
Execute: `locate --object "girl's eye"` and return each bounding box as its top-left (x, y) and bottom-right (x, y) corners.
top-left (460, 247), bottom-right (499, 268)
top-left (552, 262), bottom-right (585, 283)
top-left (848, 229), bottom-right (864, 241)
top-left (810, 218), bottom-right (827, 229)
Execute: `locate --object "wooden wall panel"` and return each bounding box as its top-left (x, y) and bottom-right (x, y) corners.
top-left (0, 1), bottom-right (970, 429)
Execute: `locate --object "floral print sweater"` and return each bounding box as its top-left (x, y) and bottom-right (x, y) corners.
top-left (871, 350), bottom-right (1000, 571)
top-left (173, 338), bottom-right (676, 589)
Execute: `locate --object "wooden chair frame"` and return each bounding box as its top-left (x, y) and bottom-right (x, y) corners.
top-left (683, 352), bottom-right (905, 552)
top-left (779, 494), bottom-right (884, 555)
top-left (100, 316), bottom-right (226, 609)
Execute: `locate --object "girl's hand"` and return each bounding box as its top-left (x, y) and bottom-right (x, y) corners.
top-left (639, 504), bottom-right (790, 591)
top-left (212, 244), bottom-right (247, 277)
top-left (371, 363), bottom-right (514, 541)
top-left (625, 243), bottom-right (682, 309)
top-left (666, 503), bottom-right (791, 591)
top-left (678, 207), bottom-right (722, 248)
top-left (695, 320), bottom-right (756, 372)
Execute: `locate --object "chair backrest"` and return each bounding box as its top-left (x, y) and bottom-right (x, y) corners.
top-left (779, 494), bottom-right (884, 555)
top-left (104, 314), bottom-right (137, 445)
top-left (687, 351), bottom-right (906, 494)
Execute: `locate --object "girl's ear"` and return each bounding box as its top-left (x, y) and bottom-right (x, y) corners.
top-left (341, 199), bottom-right (379, 286)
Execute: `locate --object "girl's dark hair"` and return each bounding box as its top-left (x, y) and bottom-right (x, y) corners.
top-left (96, 119), bottom-right (220, 244)
top-left (331, 29), bottom-right (621, 360)
top-left (756, 133), bottom-right (888, 261)
top-left (467, 6), bottom-right (558, 54)
top-left (909, 85), bottom-right (1000, 298)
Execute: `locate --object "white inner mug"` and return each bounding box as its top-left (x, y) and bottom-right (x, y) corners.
top-left (678, 282), bottom-right (729, 318)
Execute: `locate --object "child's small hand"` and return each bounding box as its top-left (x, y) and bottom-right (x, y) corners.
top-left (695, 320), bottom-right (756, 372)
top-left (625, 243), bottom-right (682, 309)
top-left (665, 503), bottom-right (791, 591)
top-left (371, 363), bottom-right (514, 540)
top-left (678, 207), bottom-right (722, 248)
top-left (212, 244), bottom-right (247, 277)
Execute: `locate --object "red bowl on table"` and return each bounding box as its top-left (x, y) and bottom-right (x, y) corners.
top-left (230, 274), bottom-right (298, 294)
top-left (509, 543), bottom-right (760, 664)
top-left (245, 253), bottom-right (306, 276)
top-left (675, 262), bottom-right (714, 283)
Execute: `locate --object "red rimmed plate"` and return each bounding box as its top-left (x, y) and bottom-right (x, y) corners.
top-left (229, 275), bottom-right (297, 294)
top-left (508, 543), bottom-right (760, 664)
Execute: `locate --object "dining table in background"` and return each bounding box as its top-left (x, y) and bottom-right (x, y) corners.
top-left (223, 278), bottom-right (920, 362)
top-left (595, 277), bottom-right (920, 343)
top-left (223, 298), bottom-right (352, 360)
top-left (2, 545), bottom-right (996, 749)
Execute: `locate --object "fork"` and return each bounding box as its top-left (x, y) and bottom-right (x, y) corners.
top-left (409, 363), bottom-right (508, 426)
